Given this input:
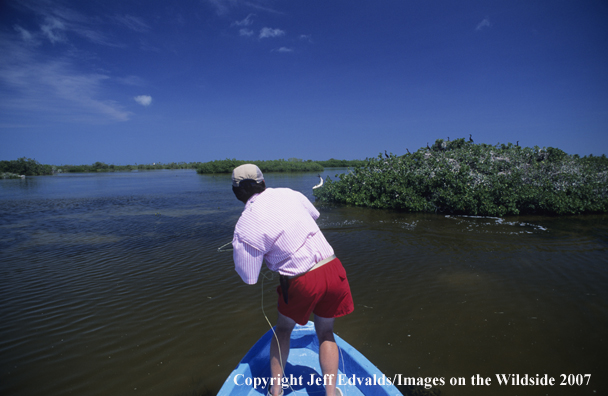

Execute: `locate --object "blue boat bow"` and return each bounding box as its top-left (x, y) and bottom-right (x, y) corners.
top-left (218, 321), bottom-right (403, 396)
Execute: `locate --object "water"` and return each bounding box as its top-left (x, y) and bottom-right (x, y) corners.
top-left (0, 169), bottom-right (606, 396)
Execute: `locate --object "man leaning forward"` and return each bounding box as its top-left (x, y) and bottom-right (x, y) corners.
top-left (231, 164), bottom-right (354, 396)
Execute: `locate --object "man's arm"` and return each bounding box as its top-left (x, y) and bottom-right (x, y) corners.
top-left (232, 237), bottom-right (264, 284)
top-left (297, 191), bottom-right (320, 220)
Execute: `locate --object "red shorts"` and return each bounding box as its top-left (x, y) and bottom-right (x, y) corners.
top-left (277, 257), bottom-right (354, 325)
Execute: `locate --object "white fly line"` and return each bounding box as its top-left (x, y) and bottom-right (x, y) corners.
top-left (217, 241), bottom-right (233, 252)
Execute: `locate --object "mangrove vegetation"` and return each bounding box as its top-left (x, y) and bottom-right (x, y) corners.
top-left (1, 158), bottom-right (364, 177)
top-left (316, 159), bottom-right (366, 168)
top-left (59, 161), bottom-right (202, 173)
top-left (1, 158), bottom-right (205, 176)
top-left (313, 138), bottom-right (608, 216)
top-left (1, 158), bottom-right (55, 178)
top-left (195, 158), bottom-right (323, 174)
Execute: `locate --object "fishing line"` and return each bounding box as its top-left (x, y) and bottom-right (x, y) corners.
top-left (260, 270), bottom-right (302, 396)
top-left (217, 241), bottom-right (233, 252)
top-left (261, 270), bottom-right (345, 396)
top-left (218, 242), bottom-right (288, 393)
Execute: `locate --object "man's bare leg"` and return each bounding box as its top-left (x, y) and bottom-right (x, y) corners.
top-left (314, 315), bottom-right (339, 396)
top-left (269, 312), bottom-right (296, 396)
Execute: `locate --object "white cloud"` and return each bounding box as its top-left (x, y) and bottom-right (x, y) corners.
top-left (476, 17), bottom-right (491, 31)
top-left (239, 28), bottom-right (254, 37)
top-left (276, 47), bottom-right (293, 53)
top-left (259, 27), bottom-right (285, 39)
top-left (134, 95), bottom-right (152, 106)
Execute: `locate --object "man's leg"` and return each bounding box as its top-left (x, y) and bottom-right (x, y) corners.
top-left (314, 315), bottom-right (339, 396)
top-left (269, 312), bottom-right (296, 396)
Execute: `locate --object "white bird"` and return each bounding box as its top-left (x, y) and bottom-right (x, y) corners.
top-left (312, 174), bottom-right (324, 189)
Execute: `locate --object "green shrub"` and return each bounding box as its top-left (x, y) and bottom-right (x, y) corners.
top-left (313, 139), bottom-right (608, 216)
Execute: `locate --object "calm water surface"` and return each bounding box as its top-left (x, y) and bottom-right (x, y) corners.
top-left (1, 170), bottom-right (606, 396)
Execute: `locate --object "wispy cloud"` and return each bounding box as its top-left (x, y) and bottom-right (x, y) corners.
top-left (0, 1), bottom-right (143, 122)
top-left (13, 25), bottom-right (39, 45)
top-left (206, 0), bottom-right (239, 15)
top-left (0, 33), bottom-right (132, 122)
top-left (275, 47), bottom-right (293, 53)
top-left (11, 0), bottom-right (121, 47)
top-left (134, 95), bottom-right (152, 106)
top-left (40, 16), bottom-right (67, 43)
top-left (117, 75), bottom-right (147, 87)
top-left (259, 27), bottom-right (285, 39)
top-left (476, 17), bottom-right (491, 31)
top-left (232, 14), bottom-right (254, 27)
top-left (239, 28), bottom-right (255, 37)
top-left (243, 1), bottom-right (283, 15)
top-left (207, 0), bottom-right (282, 15)
top-left (114, 15), bottom-right (150, 33)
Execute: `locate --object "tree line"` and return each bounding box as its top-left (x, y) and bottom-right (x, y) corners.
top-left (0, 157), bottom-right (365, 178)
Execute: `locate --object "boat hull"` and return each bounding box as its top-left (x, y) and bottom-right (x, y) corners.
top-left (218, 322), bottom-right (403, 396)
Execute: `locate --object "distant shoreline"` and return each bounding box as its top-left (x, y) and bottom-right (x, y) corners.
top-left (0, 158), bottom-right (364, 177)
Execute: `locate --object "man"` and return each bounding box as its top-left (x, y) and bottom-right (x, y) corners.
top-left (231, 164), bottom-right (354, 396)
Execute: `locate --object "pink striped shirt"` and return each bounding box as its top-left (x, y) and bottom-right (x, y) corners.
top-left (232, 188), bottom-right (334, 284)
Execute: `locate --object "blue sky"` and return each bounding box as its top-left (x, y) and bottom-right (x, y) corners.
top-left (1, 0), bottom-right (607, 165)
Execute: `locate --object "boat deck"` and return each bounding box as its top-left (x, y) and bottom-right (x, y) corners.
top-left (218, 322), bottom-right (402, 396)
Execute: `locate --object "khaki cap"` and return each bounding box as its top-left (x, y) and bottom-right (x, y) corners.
top-left (232, 164), bottom-right (264, 187)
